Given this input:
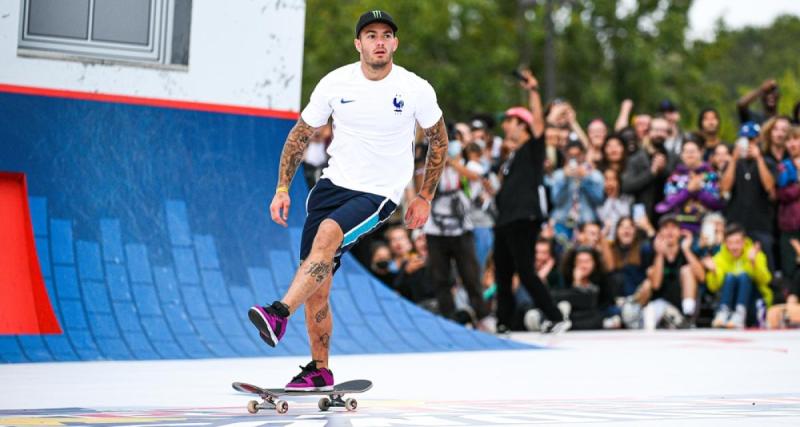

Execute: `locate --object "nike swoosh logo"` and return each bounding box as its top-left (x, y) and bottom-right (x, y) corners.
top-left (340, 98), bottom-right (355, 104)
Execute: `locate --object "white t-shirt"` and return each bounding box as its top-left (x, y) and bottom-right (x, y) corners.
top-left (301, 62), bottom-right (442, 203)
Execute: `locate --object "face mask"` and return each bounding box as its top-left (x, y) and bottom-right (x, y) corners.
top-left (373, 260), bottom-right (390, 270)
top-left (448, 141), bottom-right (462, 158)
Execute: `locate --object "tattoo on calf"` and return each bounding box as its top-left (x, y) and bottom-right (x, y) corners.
top-left (305, 261), bottom-right (332, 284)
top-left (315, 304), bottom-right (329, 323)
top-left (319, 333), bottom-right (330, 349)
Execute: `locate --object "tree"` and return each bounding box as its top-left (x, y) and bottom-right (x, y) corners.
top-left (302, 1), bottom-right (800, 141)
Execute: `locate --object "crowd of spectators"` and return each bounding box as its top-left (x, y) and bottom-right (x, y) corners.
top-left (305, 73), bottom-right (800, 333)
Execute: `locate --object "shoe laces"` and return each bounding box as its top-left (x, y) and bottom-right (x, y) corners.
top-left (291, 361), bottom-right (319, 382)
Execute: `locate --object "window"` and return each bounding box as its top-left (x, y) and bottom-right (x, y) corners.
top-left (18, 0), bottom-right (192, 67)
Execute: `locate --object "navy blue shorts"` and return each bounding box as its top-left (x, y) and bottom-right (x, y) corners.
top-left (301, 178), bottom-right (397, 272)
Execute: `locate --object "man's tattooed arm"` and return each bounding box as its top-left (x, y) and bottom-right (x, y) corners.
top-left (277, 118), bottom-right (316, 189)
top-left (419, 117), bottom-right (448, 200)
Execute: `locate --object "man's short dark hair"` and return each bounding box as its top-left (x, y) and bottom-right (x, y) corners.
top-left (682, 134), bottom-right (704, 151)
top-left (578, 221), bottom-right (602, 232)
top-left (697, 108), bottom-right (720, 130)
top-left (724, 223), bottom-right (746, 239)
top-left (535, 237), bottom-right (556, 259)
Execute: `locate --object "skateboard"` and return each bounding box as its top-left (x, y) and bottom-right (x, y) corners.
top-left (231, 379), bottom-right (372, 414)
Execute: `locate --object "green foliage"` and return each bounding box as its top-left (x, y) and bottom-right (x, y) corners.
top-left (302, 1), bottom-right (800, 140)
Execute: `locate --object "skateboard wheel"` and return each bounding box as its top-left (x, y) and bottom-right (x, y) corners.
top-left (345, 398), bottom-right (357, 412)
top-left (247, 400), bottom-right (259, 414)
top-left (318, 397), bottom-right (331, 411)
top-left (276, 399), bottom-right (289, 414)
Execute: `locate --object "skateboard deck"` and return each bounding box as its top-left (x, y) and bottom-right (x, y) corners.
top-left (232, 379), bottom-right (372, 414)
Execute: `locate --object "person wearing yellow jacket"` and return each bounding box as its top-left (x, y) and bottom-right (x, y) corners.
top-left (704, 223), bottom-right (773, 329)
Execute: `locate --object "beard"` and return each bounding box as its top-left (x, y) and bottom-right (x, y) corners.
top-left (364, 52), bottom-right (392, 70)
top-left (651, 136), bottom-right (666, 146)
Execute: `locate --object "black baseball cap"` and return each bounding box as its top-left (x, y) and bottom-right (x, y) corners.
top-left (355, 10), bottom-right (398, 38)
top-left (658, 99), bottom-right (677, 113)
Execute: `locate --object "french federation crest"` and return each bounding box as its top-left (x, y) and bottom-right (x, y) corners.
top-left (393, 94), bottom-right (404, 114)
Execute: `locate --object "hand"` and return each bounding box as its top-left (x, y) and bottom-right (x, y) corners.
top-left (575, 164), bottom-right (588, 178)
top-left (404, 195), bottom-right (432, 229)
top-left (564, 162), bottom-right (576, 177)
top-left (635, 213), bottom-right (654, 233)
top-left (537, 258), bottom-right (555, 281)
top-left (546, 103), bottom-right (570, 126)
top-left (566, 105), bottom-right (578, 125)
top-left (702, 256), bottom-right (716, 272)
top-left (680, 230), bottom-right (694, 253)
top-left (760, 79), bottom-right (777, 93)
top-left (790, 238), bottom-right (800, 256)
top-left (651, 153), bottom-right (667, 174)
top-left (653, 235), bottom-right (668, 255)
top-left (404, 254), bottom-right (426, 273)
top-left (621, 99), bottom-right (633, 112)
top-left (687, 173), bottom-right (703, 192)
top-left (747, 143), bottom-right (762, 160)
top-left (270, 191), bottom-right (291, 227)
top-left (699, 233), bottom-right (709, 247)
top-left (447, 155), bottom-right (462, 167)
top-left (748, 241), bottom-right (761, 264)
top-left (519, 69), bottom-right (539, 91)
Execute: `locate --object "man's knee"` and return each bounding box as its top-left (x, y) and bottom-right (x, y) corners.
top-left (312, 219), bottom-right (343, 253)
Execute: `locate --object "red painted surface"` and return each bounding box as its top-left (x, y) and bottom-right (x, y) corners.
top-left (0, 172), bottom-right (61, 334)
top-left (0, 83), bottom-right (300, 120)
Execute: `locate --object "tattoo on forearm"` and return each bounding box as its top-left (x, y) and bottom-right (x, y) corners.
top-left (315, 304), bottom-right (329, 323)
top-left (421, 118), bottom-right (448, 196)
top-left (305, 261), bottom-right (332, 284)
top-left (319, 333), bottom-right (330, 349)
top-left (278, 118), bottom-right (315, 188)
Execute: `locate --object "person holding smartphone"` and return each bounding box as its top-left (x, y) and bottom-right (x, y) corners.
top-left (720, 121), bottom-right (778, 271)
top-left (549, 139), bottom-right (605, 241)
top-left (493, 68), bottom-right (570, 334)
top-left (655, 138), bottom-right (725, 233)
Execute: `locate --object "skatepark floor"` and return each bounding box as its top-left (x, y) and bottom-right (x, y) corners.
top-left (2, 329), bottom-right (798, 426)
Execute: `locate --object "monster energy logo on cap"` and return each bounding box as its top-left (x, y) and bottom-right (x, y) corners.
top-left (355, 9), bottom-right (398, 37)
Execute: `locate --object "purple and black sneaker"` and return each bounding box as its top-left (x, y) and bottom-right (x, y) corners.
top-left (285, 361), bottom-right (334, 391)
top-left (248, 301), bottom-right (289, 347)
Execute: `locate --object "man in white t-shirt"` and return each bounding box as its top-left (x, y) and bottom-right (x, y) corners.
top-left (248, 10), bottom-right (447, 391)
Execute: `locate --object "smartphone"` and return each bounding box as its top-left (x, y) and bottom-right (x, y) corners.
top-left (735, 137), bottom-right (749, 158)
top-left (633, 204), bottom-right (646, 221)
top-left (701, 221), bottom-right (716, 244)
top-left (568, 158), bottom-right (578, 170)
top-left (511, 69), bottom-right (526, 82)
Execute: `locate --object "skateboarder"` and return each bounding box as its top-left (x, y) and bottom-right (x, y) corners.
top-left (249, 10), bottom-right (446, 391)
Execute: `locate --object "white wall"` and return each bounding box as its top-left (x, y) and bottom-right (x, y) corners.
top-left (0, 0), bottom-right (305, 112)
